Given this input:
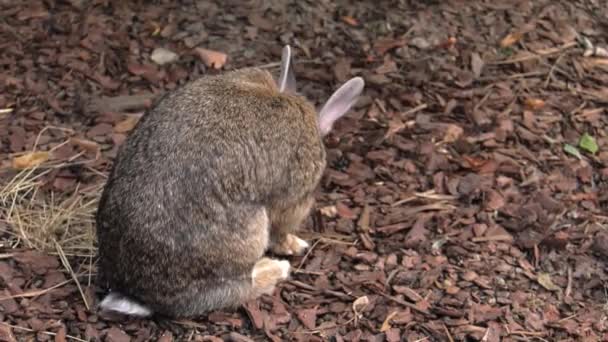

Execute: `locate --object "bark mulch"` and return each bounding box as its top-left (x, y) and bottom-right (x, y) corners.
top-left (1, 1), bottom-right (608, 341)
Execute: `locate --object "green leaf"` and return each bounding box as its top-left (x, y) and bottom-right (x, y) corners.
top-left (564, 144), bottom-right (582, 159)
top-left (579, 133), bottom-right (599, 154)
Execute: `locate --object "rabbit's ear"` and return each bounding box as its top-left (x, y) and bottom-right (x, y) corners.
top-left (318, 77), bottom-right (365, 136)
top-left (278, 45), bottom-right (296, 93)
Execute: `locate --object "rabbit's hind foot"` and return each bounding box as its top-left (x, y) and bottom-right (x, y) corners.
top-left (270, 233), bottom-right (310, 256)
top-left (251, 257), bottom-right (290, 295)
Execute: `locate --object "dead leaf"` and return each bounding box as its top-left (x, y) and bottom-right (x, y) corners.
top-left (341, 16), bottom-right (359, 26)
top-left (380, 311), bottom-right (398, 332)
top-left (500, 32), bottom-right (524, 47)
top-left (352, 296), bottom-right (369, 318)
top-left (471, 52), bottom-right (484, 78)
top-left (443, 124), bottom-right (464, 143)
top-left (12, 151), bottom-right (50, 169)
top-left (537, 273), bottom-right (561, 292)
top-left (194, 48), bottom-right (228, 69)
top-left (70, 137), bottom-right (100, 153)
top-left (319, 205), bottom-right (337, 218)
top-left (114, 116), bottom-right (140, 133)
top-left (374, 37), bottom-right (407, 55)
top-left (525, 98), bottom-right (545, 111)
top-left (384, 118), bottom-right (406, 139)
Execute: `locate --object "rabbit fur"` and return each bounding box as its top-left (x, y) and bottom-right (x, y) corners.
top-left (95, 45), bottom-right (364, 318)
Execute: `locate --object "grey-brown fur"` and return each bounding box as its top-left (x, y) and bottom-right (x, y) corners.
top-left (96, 45), bottom-right (364, 318)
top-left (96, 67), bottom-right (326, 317)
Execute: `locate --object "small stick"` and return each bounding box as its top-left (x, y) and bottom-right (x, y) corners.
top-left (55, 241), bottom-right (90, 310)
top-left (489, 41), bottom-right (578, 65)
top-left (471, 235), bottom-right (514, 243)
top-left (0, 279), bottom-right (72, 301)
top-left (375, 291), bottom-right (432, 316)
top-left (565, 265), bottom-right (573, 298)
top-left (0, 322), bottom-right (87, 342)
top-left (89, 93), bottom-right (157, 112)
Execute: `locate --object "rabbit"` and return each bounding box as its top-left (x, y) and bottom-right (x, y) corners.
top-left (95, 45), bottom-right (364, 318)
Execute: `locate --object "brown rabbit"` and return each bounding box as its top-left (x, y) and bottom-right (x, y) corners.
top-left (95, 45), bottom-right (364, 318)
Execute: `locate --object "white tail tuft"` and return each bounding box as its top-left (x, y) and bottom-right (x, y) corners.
top-left (99, 292), bottom-right (153, 317)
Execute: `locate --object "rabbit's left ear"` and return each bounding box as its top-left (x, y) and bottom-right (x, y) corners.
top-left (277, 45), bottom-right (296, 93)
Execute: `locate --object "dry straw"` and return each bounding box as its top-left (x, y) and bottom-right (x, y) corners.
top-left (0, 165), bottom-right (100, 257)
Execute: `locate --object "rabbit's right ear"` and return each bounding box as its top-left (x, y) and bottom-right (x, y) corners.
top-left (277, 45), bottom-right (296, 93)
top-left (317, 77), bottom-right (365, 136)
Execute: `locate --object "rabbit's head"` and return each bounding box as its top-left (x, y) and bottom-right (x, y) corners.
top-left (276, 45), bottom-right (365, 137)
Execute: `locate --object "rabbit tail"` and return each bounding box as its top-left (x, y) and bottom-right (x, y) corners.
top-left (99, 292), bottom-right (153, 317)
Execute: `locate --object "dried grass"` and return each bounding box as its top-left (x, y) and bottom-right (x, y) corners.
top-left (0, 166), bottom-right (101, 257)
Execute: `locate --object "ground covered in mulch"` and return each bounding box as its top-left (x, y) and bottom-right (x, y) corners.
top-left (2, 0), bottom-right (608, 341)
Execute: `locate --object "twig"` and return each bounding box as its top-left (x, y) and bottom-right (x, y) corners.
top-left (0, 279), bottom-right (72, 301)
top-left (565, 265), bottom-right (573, 298)
top-left (490, 41), bottom-right (578, 65)
top-left (88, 93), bottom-right (157, 112)
top-left (443, 323), bottom-right (455, 342)
top-left (543, 52), bottom-right (568, 88)
top-left (402, 103), bottom-right (427, 117)
top-left (0, 322), bottom-right (87, 342)
top-left (0, 253), bottom-right (13, 259)
top-left (55, 241), bottom-right (90, 310)
top-left (375, 291), bottom-right (432, 316)
top-left (471, 235), bottom-right (514, 243)
top-left (296, 238), bottom-right (322, 271)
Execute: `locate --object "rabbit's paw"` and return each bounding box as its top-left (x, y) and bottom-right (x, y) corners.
top-left (270, 234), bottom-right (309, 256)
top-left (252, 258), bottom-right (291, 295)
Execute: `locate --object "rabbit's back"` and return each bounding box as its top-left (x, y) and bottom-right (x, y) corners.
top-left (95, 68), bottom-right (326, 314)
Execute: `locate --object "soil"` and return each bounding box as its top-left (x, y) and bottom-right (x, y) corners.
top-left (1, 0), bottom-right (608, 341)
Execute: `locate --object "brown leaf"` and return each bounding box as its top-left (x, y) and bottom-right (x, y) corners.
top-left (373, 37), bottom-right (407, 55)
top-left (70, 137), bottom-right (100, 154)
top-left (12, 151), bottom-right (50, 169)
top-left (195, 48), bottom-right (228, 69)
top-left (384, 118), bottom-right (406, 139)
top-left (114, 116), bottom-right (140, 133)
top-left (525, 98), bottom-right (545, 111)
top-left (380, 311), bottom-right (397, 332)
top-left (319, 205), bottom-right (337, 218)
top-left (500, 32), bottom-right (524, 47)
top-left (352, 296), bottom-right (369, 316)
top-left (443, 124), bottom-right (463, 143)
top-left (341, 16), bottom-right (359, 26)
